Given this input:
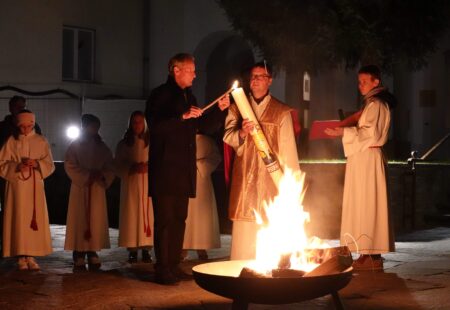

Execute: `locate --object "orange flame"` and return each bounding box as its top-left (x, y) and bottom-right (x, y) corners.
top-left (247, 167), bottom-right (328, 275)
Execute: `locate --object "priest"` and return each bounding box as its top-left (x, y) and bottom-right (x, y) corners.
top-left (224, 62), bottom-right (300, 260)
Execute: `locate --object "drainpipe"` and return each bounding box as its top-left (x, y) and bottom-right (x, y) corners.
top-left (142, 0), bottom-right (150, 98)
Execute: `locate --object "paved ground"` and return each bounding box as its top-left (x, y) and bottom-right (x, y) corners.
top-left (0, 225), bottom-right (449, 309)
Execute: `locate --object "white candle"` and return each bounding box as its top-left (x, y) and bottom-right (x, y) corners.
top-left (230, 87), bottom-right (258, 124)
top-left (230, 87), bottom-right (283, 186)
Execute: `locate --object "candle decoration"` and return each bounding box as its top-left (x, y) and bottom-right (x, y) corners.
top-left (230, 87), bottom-right (283, 186)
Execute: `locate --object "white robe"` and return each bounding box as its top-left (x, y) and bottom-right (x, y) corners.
top-left (340, 99), bottom-right (395, 254)
top-left (0, 132), bottom-right (55, 257)
top-left (64, 137), bottom-right (115, 251)
top-left (114, 138), bottom-right (154, 248)
top-left (224, 95), bottom-right (300, 260)
top-left (183, 134), bottom-right (221, 250)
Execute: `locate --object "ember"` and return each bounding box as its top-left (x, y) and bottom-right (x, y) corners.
top-left (238, 248), bottom-right (352, 279)
top-left (239, 266), bottom-right (306, 279)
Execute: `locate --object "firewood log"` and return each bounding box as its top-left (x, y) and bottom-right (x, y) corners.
top-left (271, 268), bottom-right (306, 278)
top-left (238, 267), bottom-right (269, 278)
top-left (322, 246), bottom-right (351, 261)
top-left (303, 255), bottom-right (353, 277)
top-left (306, 246), bottom-right (351, 264)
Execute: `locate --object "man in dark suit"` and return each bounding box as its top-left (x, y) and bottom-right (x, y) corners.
top-left (145, 53), bottom-right (229, 285)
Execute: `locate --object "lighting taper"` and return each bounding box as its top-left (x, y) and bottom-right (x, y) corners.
top-left (202, 81), bottom-right (239, 112)
top-left (230, 87), bottom-right (283, 187)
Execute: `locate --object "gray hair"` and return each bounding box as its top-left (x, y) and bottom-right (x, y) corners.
top-left (168, 53), bottom-right (195, 76)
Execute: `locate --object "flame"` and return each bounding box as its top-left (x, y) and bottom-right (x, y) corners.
top-left (247, 167), bottom-right (328, 275)
top-left (231, 80), bottom-right (239, 90)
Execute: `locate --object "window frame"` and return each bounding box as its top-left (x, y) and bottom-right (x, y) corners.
top-left (62, 25), bottom-right (96, 82)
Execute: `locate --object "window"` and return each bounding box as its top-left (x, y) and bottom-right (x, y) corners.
top-left (62, 26), bottom-right (95, 82)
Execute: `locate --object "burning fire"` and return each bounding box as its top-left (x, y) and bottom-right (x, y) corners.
top-left (247, 168), bottom-right (328, 275)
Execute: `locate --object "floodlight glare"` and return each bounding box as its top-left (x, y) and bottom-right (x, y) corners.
top-left (66, 126), bottom-right (80, 139)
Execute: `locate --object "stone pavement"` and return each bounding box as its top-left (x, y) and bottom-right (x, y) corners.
top-left (0, 225), bottom-right (449, 309)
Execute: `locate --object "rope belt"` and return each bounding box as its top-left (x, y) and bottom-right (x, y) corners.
top-left (141, 173), bottom-right (151, 237)
top-left (84, 183), bottom-right (92, 240)
top-left (20, 167), bottom-right (38, 231)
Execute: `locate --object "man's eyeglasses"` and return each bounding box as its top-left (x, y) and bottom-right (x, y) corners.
top-left (181, 68), bottom-right (195, 74)
top-left (250, 74), bottom-right (270, 81)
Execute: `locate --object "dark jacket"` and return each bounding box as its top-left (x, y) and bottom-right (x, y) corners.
top-left (145, 76), bottom-right (225, 198)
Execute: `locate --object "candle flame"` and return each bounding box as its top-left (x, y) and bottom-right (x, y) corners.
top-left (232, 80), bottom-right (239, 90)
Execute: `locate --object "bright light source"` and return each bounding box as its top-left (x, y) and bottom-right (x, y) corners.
top-left (66, 126), bottom-right (80, 139)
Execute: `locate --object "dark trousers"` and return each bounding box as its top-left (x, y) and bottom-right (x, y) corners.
top-left (152, 195), bottom-right (188, 275)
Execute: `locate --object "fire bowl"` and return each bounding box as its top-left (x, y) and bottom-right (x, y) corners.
top-left (193, 260), bottom-right (352, 307)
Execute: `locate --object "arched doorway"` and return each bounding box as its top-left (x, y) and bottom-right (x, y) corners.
top-left (193, 32), bottom-right (254, 106)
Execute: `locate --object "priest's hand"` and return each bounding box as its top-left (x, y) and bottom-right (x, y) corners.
top-left (182, 106), bottom-right (203, 120)
top-left (239, 118), bottom-right (254, 139)
top-left (218, 94), bottom-right (230, 111)
top-left (324, 127), bottom-right (344, 137)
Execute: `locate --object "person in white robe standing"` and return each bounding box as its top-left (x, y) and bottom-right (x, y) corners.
top-left (325, 65), bottom-right (396, 271)
top-left (0, 110), bottom-right (55, 270)
top-left (115, 111), bottom-right (153, 263)
top-left (182, 134), bottom-right (221, 260)
top-left (64, 114), bottom-right (115, 269)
